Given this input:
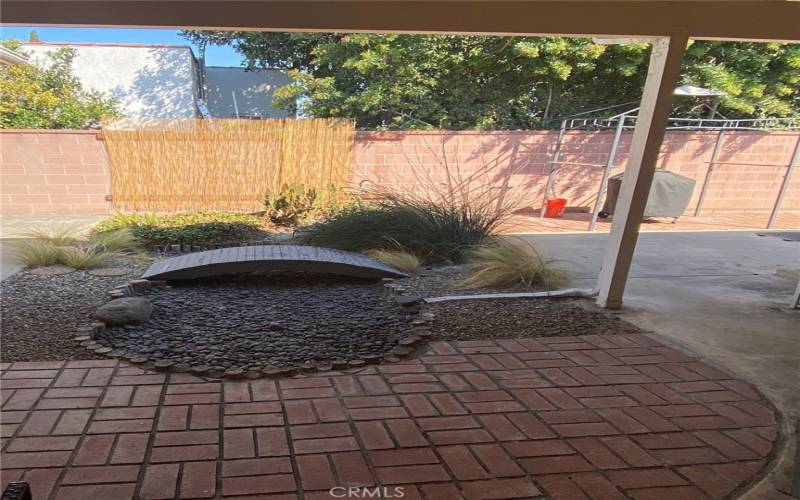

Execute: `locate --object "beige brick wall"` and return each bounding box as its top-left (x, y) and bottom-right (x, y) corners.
top-left (1, 130), bottom-right (111, 215)
top-left (2, 129), bottom-right (798, 216)
top-left (352, 130), bottom-right (800, 214)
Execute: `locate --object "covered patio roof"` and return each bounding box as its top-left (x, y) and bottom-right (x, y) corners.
top-left (3, 1), bottom-right (798, 309)
top-left (3, 1), bottom-right (799, 41)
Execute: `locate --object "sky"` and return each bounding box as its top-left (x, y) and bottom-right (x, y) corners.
top-left (0, 26), bottom-right (244, 66)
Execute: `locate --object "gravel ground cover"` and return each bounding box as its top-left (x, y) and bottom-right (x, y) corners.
top-left (3, 250), bottom-right (641, 366)
top-left (0, 257), bottom-right (150, 362)
top-left (427, 298), bottom-right (642, 340)
top-left (96, 275), bottom-right (414, 373)
top-left (397, 265), bottom-right (516, 297)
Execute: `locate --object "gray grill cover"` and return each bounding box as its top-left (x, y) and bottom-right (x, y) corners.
top-left (602, 170), bottom-right (696, 218)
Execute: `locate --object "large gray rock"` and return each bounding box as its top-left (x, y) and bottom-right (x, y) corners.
top-left (94, 297), bottom-right (152, 326)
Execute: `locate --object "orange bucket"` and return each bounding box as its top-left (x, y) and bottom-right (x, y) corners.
top-left (544, 198), bottom-right (568, 218)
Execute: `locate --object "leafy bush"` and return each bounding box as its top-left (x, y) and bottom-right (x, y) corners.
top-left (461, 238), bottom-right (569, 290)
top-left (95, 212), bottom-right (270, 249)
top-left (365, 247), bottom-right (420, 274)
top-left (263, 183), bottom-right (318, 226)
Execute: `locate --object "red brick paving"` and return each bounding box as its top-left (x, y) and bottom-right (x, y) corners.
top-left (0, 334), bottom-right (779, 499)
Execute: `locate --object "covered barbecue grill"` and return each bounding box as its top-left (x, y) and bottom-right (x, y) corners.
top-left (600, 170), bottom-right (696, 221)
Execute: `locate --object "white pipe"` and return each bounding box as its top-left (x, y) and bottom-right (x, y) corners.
top-left (231, 91), bottom-right (240, 119)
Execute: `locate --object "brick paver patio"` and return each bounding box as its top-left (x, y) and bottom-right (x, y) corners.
top-left (0, 334), bottom-right (779, 499)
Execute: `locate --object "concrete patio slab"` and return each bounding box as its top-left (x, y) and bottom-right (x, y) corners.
top-left (517, 230), bottom-right (800, 499)
top-left (0, 335), bottom-right (781, 499)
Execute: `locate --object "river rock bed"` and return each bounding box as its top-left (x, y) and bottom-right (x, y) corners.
top-left (95, 278), bottom-right (419, 376)
top-left (0, 257), bottom-right (149, 362)
top-left (426, 297), bottom-right (643, 340)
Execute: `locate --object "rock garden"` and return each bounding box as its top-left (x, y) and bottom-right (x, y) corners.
top-left (1, 184), bottom-right (644, 376)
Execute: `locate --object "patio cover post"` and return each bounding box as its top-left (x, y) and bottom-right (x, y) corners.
top-left (596, 35), bottom-right (688, 309)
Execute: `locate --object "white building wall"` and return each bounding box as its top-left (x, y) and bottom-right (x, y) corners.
top-left (204, 67), bottom-right (291, 119)
top-left (22, 43), bottom-right (199, 119)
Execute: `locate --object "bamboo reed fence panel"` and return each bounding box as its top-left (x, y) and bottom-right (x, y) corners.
top-left (102, 118), bottom-right (355, 212)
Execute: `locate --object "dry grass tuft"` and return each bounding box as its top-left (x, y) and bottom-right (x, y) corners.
top-left (10, 224), bottom-right (127, 270)
top-left (461, 238), bottom-right (569, 290)
top-left (56, 246), bottom-right (116, 270)
top-left (103, 118), bottom-right (355, 212)
top-left (21, 224), bottom-right (81, 246)
top-left (365, 248), bottom-right (421, 274)
top-left (88, 228), bottom-right (143, 254)
top-left (9, 240), bottom-right (64, 267)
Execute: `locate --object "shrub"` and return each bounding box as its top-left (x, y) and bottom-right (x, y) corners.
top-left (299, 201), bottom-right (497, 264)
top-left (461, 238), bottom-right (569, 290)
top-left (299, 136), bottom-right (526, 263)
top-left (263, 183), bottom-right (318, 226)
top-left (9, 239), bottom-right (63, 267)
top-left (57, 245), bottom-right (115, 270)
top-left (365, 248), bottom-right (420, 274)
top-left (95, 212), bottom-right (269, 249)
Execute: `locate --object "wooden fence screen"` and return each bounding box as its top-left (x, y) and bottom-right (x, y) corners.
top-left (103, 118), bottom-right (355, 212)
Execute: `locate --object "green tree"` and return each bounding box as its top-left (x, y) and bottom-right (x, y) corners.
top-left (678, 41), bottom-right (800, 117)
top-left (0, 45), bottom-right (118, 129)
top-left (183, 31), bottom-right (799, 129)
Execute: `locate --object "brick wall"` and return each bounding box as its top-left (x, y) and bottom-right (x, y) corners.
top-left (1, 130), bottom-right (111, 215)
top-left (2, 129), bottom-right (798, 216)
top-left (352, 130), bottom-right (800, 214)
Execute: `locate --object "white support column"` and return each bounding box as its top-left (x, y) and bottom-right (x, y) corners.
top-left (596, 35), bottom-right (688, 309)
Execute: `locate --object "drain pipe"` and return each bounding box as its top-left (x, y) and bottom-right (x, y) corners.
top-left (424, 287), bottom-right (597, 304)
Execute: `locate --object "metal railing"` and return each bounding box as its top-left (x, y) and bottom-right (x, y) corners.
top-left (541, 110), bottom-right (800, 231)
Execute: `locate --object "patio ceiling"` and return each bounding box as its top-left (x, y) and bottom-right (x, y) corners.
top-left (3, 1), bottom-right (799, 41)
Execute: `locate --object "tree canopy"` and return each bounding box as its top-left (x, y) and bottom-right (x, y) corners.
top-left (0, 44), bottom-right (119, 129)
top-left (184, 32), bottom-right (799, 130)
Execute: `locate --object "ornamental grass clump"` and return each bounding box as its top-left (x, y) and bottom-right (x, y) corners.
top-left (365, 247), bottom-right (421, 274)
top-left (9, 224), bottom-right (123, 270)
top-left (300, 135), bottom-right (527, 263)
top-left (299, 202), bottom-right (495, 264)
top-left (461, 238), bottom-right (570, 290)
top-left (57, 245), bottom-right (116, 270)
top-left (88, 228), bottom-right (143, 255)
top-left (21, 223), bottom-right (82, 246)
top-left (9, 239), bottom-right (64, 267)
